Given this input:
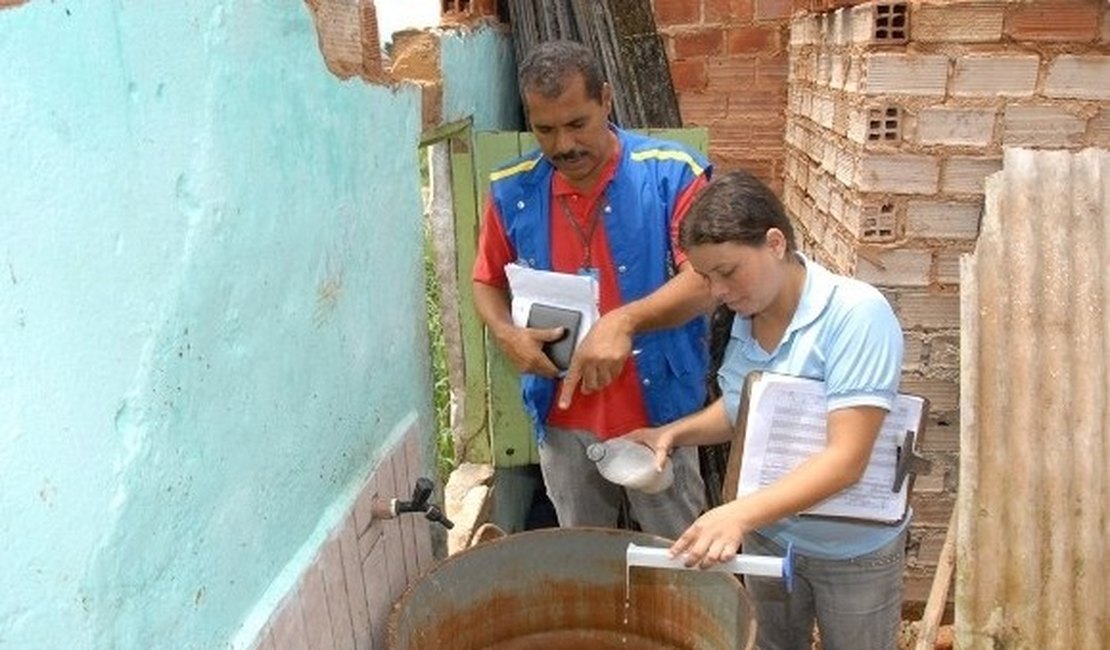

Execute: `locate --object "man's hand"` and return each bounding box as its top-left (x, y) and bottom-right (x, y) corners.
top-left (557, 310), bottom-right (634, 408)
top-left (493, 324), bottom-right (565, 378)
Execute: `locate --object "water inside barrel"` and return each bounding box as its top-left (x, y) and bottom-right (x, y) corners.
top-left (481, 629), bottom-right (681, 649)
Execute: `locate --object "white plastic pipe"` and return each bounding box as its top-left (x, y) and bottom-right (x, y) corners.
top-left (626, 543), bottom-right (795, 591)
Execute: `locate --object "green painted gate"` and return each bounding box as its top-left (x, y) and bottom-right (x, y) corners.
top-left (451, 127), bottom-right (709, 468)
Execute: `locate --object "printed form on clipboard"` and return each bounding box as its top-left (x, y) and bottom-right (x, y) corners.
top-left (735, 372), bottom-right (929, 524)
top-left (504, 262), bottom-right (601, 348)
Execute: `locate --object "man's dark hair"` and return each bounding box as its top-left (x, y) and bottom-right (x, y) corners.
top-left (680, 170), bottom-right (797, 252)
top-left (518, 39), bottom-right (605, 103)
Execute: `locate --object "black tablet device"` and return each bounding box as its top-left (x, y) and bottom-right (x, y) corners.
top-left (526, 303), bottom-right (583, 373)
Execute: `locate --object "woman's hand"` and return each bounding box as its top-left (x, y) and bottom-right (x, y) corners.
top-left (669, 501), bottom-right (753, 569)
top-left (621, 425), bottom-right (676, 472)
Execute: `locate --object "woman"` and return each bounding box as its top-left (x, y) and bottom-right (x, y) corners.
top-left (625, 170), bottom-right (906, 649)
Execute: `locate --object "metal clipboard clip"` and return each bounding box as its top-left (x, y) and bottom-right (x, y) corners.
top-left (893, 430), bottom-right (932, 493)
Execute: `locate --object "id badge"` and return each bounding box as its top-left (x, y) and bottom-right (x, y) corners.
top-left (578, 266), bottom-right (600, 282)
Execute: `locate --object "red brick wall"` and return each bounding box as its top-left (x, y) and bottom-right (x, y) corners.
top-left (655, 0), bottom-right (872, 190)
top-left (304, 0), bottom-right (386, 82)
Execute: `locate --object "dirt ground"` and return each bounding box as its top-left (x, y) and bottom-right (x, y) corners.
top-left (898, 622), bottom-right (954, 649)
top-left (808, 622), bottom-right (954, 649)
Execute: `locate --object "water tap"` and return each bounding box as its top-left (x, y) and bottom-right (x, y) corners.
top-left (370, 477), bottom-right (454, 529)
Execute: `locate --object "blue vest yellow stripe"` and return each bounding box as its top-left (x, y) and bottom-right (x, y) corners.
top-left (488, 127), bottom-right (711, 441)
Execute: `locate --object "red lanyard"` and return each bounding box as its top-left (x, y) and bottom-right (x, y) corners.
top-left (557, 194), bottom-right (604, 271)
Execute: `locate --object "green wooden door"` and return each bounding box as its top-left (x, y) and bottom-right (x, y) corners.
top-left (456, 127), bottom-right (709, 468)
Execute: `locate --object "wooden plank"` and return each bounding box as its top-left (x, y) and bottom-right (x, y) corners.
top-left (300, 562), bottom-right (338, 650)
top-left (916, 508), bottom-right (957, 650)
top-left (403, 432), bottom-right (436, 575)
top-left (372, 455), bottom-right (408, 606)
top-left (450, 131), bottom-right (492, 464)
top-left (337, 514), bottom-right (373, 650)
top-left (606, 0), bottom-right (683, 127)
top-left (511, 0), bottom-right (680, 129)
top-left (471, 132), bottom-right (523, 242)
top-left (418, 117), bottom-right (470, 147)
top-left (320, 537), bottom-right (356, 650)
top-left (473, 131), bottom-right (537, 468)
top-left (362, 541), bottom-right (390, 650)
top-left (268, 594), bottom-right (309, 650)
top-left (390, 445), bottom-right (420, 591)
top-left (255, 628), bottom-right (276, 650)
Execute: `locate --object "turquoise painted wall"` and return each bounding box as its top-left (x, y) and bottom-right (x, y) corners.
top-left (0, 3), bottom-right (514, 649)
top-left (441, 27), bottom-right (522, 131)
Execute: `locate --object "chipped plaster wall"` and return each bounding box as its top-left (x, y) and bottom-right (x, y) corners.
top-left (0, 2), bottom-right (431, 648)
top-left (441, 25), bottom-right (521, 130)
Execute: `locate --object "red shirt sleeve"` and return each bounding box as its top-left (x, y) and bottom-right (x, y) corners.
top-left (670, 172), bottom-right (710, 268)
top-left (472, 196), bottom-right (515, 289)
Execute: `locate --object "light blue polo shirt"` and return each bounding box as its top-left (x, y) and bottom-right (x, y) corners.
top-left (719, 254), bottom-right (906, 560)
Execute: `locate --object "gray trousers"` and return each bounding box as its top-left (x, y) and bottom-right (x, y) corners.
top-left (538, 426), bottom-right (706, 541)
top-left (743, 530), bottom-right (907, 650)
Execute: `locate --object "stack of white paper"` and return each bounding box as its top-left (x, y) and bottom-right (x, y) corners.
top-left (737, 373), bottom-right (926, 523)
top-left (505, 262), bottom-right (600, 347)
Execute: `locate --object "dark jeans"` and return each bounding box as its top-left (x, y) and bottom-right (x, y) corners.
top-left (744, 530), bottom-right (906, 650)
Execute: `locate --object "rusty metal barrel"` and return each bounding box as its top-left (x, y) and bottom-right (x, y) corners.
top-left (388, 527), bottom-right (757, 650)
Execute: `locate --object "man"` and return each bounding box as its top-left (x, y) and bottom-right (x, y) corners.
top-left (471, 39), bottom-right (711, 539)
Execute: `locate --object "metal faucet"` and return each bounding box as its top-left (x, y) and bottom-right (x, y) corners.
top-left (370, 477), bottom-right (454, 529)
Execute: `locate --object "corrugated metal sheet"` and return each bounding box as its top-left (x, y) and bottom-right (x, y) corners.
top-left (958, 147), bottom-right (1109, 649)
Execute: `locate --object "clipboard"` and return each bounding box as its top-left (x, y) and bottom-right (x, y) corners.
top-left (722, 371), bottom-right (931, 524)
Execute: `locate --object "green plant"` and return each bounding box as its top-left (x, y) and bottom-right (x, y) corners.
top-left (423, 222), bottom-right (455, 483)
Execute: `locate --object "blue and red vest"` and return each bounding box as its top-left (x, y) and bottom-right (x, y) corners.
top-left (488, 128), bottom-right (711, 441)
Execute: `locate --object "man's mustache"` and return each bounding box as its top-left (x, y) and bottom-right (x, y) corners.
top-left (553, 150), bottom-right (588, 164)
